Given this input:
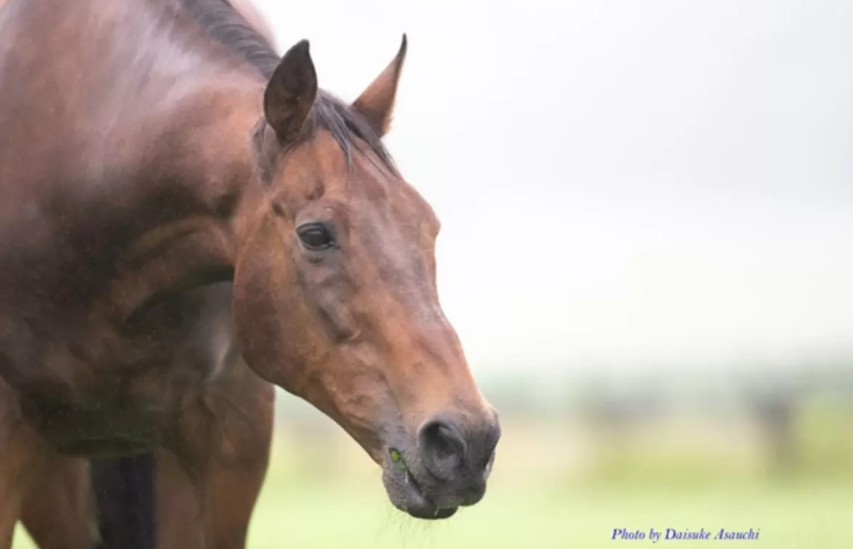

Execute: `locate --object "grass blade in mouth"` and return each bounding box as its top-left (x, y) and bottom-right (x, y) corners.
top-left (389, 448), bottom-right (408, 472)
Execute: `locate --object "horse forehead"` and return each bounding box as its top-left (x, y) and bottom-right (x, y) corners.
top-left (282, 132), bottom-right (439, 231)
top-left (346, 147), bottom-right (438, 229)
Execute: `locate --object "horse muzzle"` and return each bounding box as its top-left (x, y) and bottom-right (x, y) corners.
top-left (380, 410), bottom-right (500, 519)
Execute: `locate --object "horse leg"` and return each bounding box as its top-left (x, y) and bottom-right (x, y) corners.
top-left (160, 362), bottom-right (274, 549)
top-left (154, 449), bottom-right (205, 549)
top-left (19, 456), bottom-right (93, 549)
top-left (0, 380), bottom-right (51, 549)
top-left (205, 401), bottom-right (273, 549)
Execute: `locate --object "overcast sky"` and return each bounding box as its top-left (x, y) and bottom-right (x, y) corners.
top-left (253, 0), bottom-right (853, 376)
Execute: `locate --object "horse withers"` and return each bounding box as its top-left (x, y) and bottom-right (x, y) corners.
top-left (0, 0), bottom-right (499, 546)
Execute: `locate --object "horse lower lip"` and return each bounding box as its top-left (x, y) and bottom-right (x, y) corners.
top-left (387, 457), bottom-right (458, 520)
top-left (433, 507), bottom-right (458, 519)
top-left (401, 467), bottom-right (426, 504)
top-left (405, 497), bottom-right (458, 520)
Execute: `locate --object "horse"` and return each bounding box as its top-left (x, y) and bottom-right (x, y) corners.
top-left (0, 0), bottom-right (500, 547)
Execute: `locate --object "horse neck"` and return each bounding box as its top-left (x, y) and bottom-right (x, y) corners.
top-left (108, 89), bottom-right (270, 321)
top-left (0, 0), bottom-right (272, 319)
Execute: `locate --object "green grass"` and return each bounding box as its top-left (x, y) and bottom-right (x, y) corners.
top-left (243, 472), bottom-right (853, 548)
top-left (15, 465), bottom-right (853, 548)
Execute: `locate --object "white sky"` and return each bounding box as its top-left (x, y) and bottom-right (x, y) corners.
top-left (253, 0), bottom-right (853, 376)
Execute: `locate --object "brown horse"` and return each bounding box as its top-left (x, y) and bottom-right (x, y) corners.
top-left (0, 0), bottom-right (500, 547)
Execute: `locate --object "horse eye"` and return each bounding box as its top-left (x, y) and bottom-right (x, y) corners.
top-left (296, 223), bottom-right (335, 251)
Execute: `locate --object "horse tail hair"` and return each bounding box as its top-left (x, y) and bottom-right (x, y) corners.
top-left (90, 454), bottom-right (156, 549)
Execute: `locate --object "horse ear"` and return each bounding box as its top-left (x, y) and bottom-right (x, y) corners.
top-left (264, 40), bottom-right (318, 142)
top-left (352, 35), bottom-right (407, 136)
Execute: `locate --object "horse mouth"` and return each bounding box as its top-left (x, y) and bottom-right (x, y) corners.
top-left (382, 448), bottom-right (458, 520)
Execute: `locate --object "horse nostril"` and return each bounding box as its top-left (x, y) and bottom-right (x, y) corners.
top-left (419, 420), bottom-right (466, 480)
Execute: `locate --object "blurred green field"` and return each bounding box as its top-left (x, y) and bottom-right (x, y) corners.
top-left (243, 473), bottom-right (853, 549)
top-left (13, 412), bottom-right (853, 548)
top-left (14, 478), bottom-right (853, 549)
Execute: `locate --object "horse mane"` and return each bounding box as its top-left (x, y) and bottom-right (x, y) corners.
top-left (179, 0), bottom-right (280, 77)
top-left (178, 0), bottom-right (395, 171)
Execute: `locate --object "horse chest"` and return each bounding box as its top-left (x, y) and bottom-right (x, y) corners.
top-left (0, 284), bottom-right (236, 454)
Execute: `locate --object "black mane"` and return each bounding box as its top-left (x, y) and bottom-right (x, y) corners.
top-left (179, 0), bottom-right (395, 169)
